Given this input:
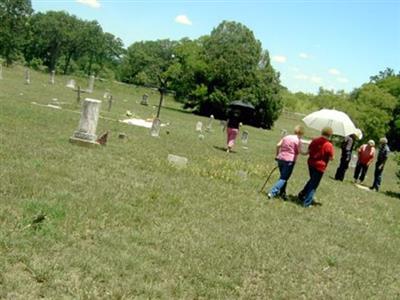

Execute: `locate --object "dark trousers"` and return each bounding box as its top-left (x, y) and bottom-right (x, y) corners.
top-left (372, 164), bottom-right (384, 191)
top-left (269, 160), bottom-right (295, 197)
top-left (353, 161), bottom-right (369, 182)
top-left (299, 166), bottom-right (324, 207)
top-left (335, 152), bottom-right (351, 181)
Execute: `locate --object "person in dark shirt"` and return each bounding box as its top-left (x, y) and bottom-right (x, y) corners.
top-left (226, 109), bottom-right (241, 153)
top-left (370, 137), bottom-right (390, 191)
top-left (334, 134), bottom-right (357, 181)
top-left (298, 127), bottom-right (335, 207)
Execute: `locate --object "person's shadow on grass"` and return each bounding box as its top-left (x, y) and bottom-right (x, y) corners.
top-left (285, 195), bottom-right (323, 207)
top-left (384, 191), bottom-right (400, 200)
top-left (213, 145), bottom-right (237, 153)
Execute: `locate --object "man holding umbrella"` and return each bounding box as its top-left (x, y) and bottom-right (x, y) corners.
top-left (334, 133), bottom-right (357, 181)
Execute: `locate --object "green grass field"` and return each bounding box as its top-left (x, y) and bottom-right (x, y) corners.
top-left (1, 66), bottom-right (399, 299)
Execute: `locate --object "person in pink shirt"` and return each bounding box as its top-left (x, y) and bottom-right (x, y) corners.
top-left (267, 125), bottom-right (304, 200)
top-left (353, 140), bottom-right (375, 184)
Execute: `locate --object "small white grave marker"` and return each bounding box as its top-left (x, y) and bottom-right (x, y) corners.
top-left (150, 118), bottom-right (161, 137)
top-left (196, 121), bottom-right (203, 132)
top-left (241, 130), bottom-right (249, 144)
top-left (25, 69), bottom-right (30, 85)
top-left (206, 114), bottom-right (214, 132)
top-left (168, 154), bottom-right (188, 169)
top-left (66, 79), bottom-right (76, 89)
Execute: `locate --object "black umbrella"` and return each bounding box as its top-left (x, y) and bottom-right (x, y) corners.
top-left (227, 100), bottom-right (255, 124)
top-left (228, 100), bottom-right (255, 110)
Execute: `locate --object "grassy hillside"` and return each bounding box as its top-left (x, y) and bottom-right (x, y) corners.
top-left (1, 66), bottom-right (399, 299)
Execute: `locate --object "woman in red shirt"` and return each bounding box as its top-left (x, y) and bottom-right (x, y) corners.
top-left (298, 127), bottom-right (334, 207)
top-left (353, 140), bottom-right (375, 184)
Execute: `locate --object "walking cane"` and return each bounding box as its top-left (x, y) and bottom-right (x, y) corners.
top-left (259, 165), bottom-right (278, 193)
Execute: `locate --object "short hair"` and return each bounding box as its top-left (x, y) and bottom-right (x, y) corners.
top-left (321, 127), bottom-right (333, 137)
top-left (294, 125), bottom-right (305, 135)
top-left (367, 140), bottom-right (375, 146)
top-left (379, 137), bottom-right (388, 144)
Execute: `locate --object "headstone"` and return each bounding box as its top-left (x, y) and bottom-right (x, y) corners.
top-left (349, 153), bottom-right (358, 168)
top-left (49, 70), bottom-right (55, 85)
top-left (87, 75), bottom-right (95, 93)
top-left (66, 79), bottom-right (76, 89)
top-left (150, 118), bottom-right (161, 137)
top-left (167, 154), bottom-right (188, 169)
top-left (196, 121), bottom-right (203, 132)
top-left (140, 93), bottom-right (149, 106)
top-left (206, 114), bottom-right (214, 132)
top-left (300, 139), bottom-right (311, 155)
top-left (69, 98), bottom-right (102, 146)
top-left (103, 90), bottom-right (110, 99)
top-left (241, 130), bottom-right (249, 144)
top-left (25, 69), bottom-right (30, 85)
top-left (0, 65), bottom-right (3, 80)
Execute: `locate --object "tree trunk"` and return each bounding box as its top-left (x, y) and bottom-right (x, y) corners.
top-left (63, 51), bottom-right (73, 74)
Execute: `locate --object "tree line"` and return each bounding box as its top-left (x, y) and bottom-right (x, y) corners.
top-left (1, 0), bottom-right (399, 145)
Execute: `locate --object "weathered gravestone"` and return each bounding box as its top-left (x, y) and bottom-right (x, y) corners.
top-left (206, 114), bottom-right (214, 132)
top-left (69, 98), bottom-right (102, 147)
top-left (140, 93), bottom-right (149, 106)
top-left (66, 79), bottom-right (76, 89)
top-left (241, 130), bottom-right (249, 144)
top-left (25, 69), bottom-right (30, 85)
top-left (196, 121), bottom-right (203, 132)
top-left (49, 70), bottom-right (55, 84)
top-left (150, 118), bottom-right (161, 137)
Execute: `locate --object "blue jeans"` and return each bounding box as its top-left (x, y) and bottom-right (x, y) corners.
top-left (299, 166), bottom-right (323, 207)
top-left (269, 160), bottom-right (295, 197)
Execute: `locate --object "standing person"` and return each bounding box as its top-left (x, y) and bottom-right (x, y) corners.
top-left (334, 133), bottom-right (357, 181)
top-left (226, 109), bottom-right (241, 153)
top-left (370, 138), bottom-right (390, 191)
top-left (267, 125), bottom-right (305, 200)
top-left (298, 127), bottom-right (334, 207)
top-left (353, 140), bottom-right (375, 184)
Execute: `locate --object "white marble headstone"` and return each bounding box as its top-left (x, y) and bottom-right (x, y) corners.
top-left (70, 98), bottom-right (102, 145)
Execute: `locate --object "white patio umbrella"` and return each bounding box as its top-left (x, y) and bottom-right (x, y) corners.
top-left (302, 109), bottom-right (357, 137)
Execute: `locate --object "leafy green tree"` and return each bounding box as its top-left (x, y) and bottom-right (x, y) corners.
top-left (370, 69), bottom-right (400, 150)
top-left (0, 0), bottom-right (33, 65)
top-left (350, 83), bottom-right (397, 143)
top-left (27, 11), bottom-right (74, 71)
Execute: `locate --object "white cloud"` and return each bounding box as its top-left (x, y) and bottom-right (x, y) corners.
top-left (175, 15), bottom-right (192, 26)
top-left (76, 0), bottom-right (101, 8)
top-left (337, 77), bottom-right (349, 83)
top-left (328, 68), bottom-right (341, 76)
top-left (294, 74), bottom-right (308, 80)
top-left (291, 67), bottom-right (300, 72)
top-left (272, 55), bottom-right (287, 63)
top-left (299, 52), bottom-right (310, 59)
top-left (310, 76), bottom-right (323, 84)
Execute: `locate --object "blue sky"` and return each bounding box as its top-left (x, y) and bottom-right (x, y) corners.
top-left (32, 0), bottom-right (400, 93)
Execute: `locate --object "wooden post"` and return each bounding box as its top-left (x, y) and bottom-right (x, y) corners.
top-left (108, 95), bottom-right (113, 112)
top-left (77, 86), bottom-right (81, 104)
